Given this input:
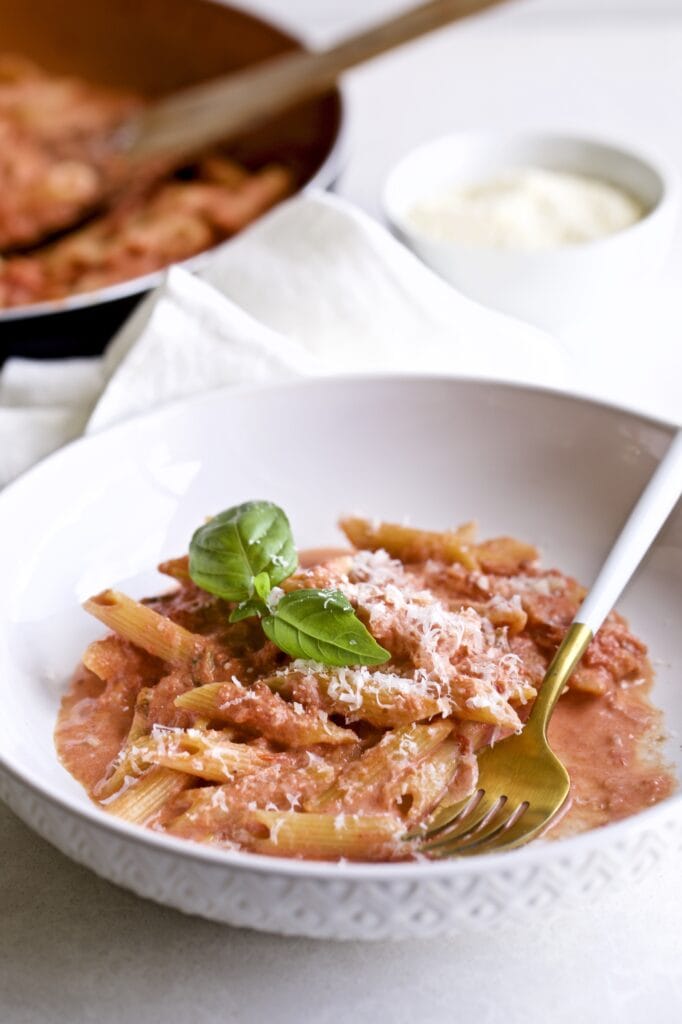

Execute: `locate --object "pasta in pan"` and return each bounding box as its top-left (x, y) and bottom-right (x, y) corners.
top-left (0, 55), bottom-right (294, 306)
top-left (55, 510), bottom-right (674, 862)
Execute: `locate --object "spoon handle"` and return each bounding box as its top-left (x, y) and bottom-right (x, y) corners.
top-left (124, 0), bottom-right (507, 162)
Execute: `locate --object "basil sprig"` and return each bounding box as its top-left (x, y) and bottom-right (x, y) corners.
top-left (189, 501), bottom-right (297, 600)
top-left (262, 589), bottom-right (388, 666)
top-left (188, 500), bottom-right (389, 667)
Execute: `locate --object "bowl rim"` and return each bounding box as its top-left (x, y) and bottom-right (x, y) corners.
top-left (383, 129), bottom-right (681, 257)
top-left (0, 372), bottom-right (679, 880)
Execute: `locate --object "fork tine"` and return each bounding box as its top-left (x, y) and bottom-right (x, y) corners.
top-left (419, 791), bottom-right (502, 849)
top-left (474, 805), bottom-right (558, 852)
top-left (406, 789), bottom-right (481, 841)
top-left (428, 801), bottom-right (528, 856)
top-left (457, 805), bottom-right (555, 856)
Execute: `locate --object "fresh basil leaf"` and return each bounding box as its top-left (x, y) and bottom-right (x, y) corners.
top-left (253, 571), bottom-right (271, 604)
top-left (262, 588), bottom-right (390, 667)
top-left (189, 500), bottom-right (297, 601)
top-left (229, 598), bottom-right (265, 623)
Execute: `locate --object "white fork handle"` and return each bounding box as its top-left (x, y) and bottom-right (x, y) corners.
top-left (577, 428), bottom-right (682, 634)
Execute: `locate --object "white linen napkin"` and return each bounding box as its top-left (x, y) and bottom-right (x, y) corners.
top-left (0, 191), bottom-right (567, 487)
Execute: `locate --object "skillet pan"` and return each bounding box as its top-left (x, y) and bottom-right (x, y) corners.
top-left (0, 0), bottom-right (344, 358)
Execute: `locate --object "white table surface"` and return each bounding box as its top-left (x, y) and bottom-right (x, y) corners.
top-left (2, 3), bottom-right (681, 1022)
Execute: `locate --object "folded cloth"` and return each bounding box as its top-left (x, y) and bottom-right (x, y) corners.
top-left (0, 191), bottom-right (567, 487)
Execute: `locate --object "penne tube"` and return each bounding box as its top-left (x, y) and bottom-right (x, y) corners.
top-left (251, 810), bottom-right (406, 861)
top-left (104, 765), bottom-right (192, 824)
top-left (474, 537), bottom-right (539, 575)
top-left (310, 720), bottom-right (453, 811)
top-left (175, 682), bottom-right (356, 747)
top-left (166, 757), bottom-right (339, 843)
top-left (569, 665), bottom-right (609, 696)
top-left (157, 556), bottom-right (191, 582)
top-left (166, 784), bottom-right (233, 841)
top-left (84, 589), bottom-right (204, 666)
top-left (126, 687), bottom-right (154, 744)
top-left (131, 727), bottom-right (273, 783)
top-left (463, 599), bottom-right (528, 636)
top-left (267, 660), bottom-right (535, 733)
top-left (174, 683), bottom-right (225, 718)
top-left (390, 736), bottom-right (465, 824)
top-left (265, 666), bottom-right (445, 728)
top-left (168, 755), bottom-right (340, 841)
top-left (447, 671), bottom-right (535, 730)
top-left (81, 633), bottom-right (158, 684)
top-left (96, 687), bottom-right (154, 799)
top-left (340, 517), bottom-right (479, 570)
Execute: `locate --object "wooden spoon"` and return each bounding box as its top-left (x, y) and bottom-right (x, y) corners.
top-left (121, 0), bottom-right (508, 163)
top-left (4, 0), bottom-right (508, 253)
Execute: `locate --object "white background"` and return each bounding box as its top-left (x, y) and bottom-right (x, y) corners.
top-left (2, 3), bottom-right (682, 1023)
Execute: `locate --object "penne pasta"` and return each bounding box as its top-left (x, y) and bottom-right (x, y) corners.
top-left (166, 785), bottom-right (236, 841)
top-left (175, 681), bottom-right (356, 747)
top-left (131, 727), bottom-right (273, 783)
top-left (157, 556), bottom-right (191, 582)
top-left (340, 517), bottom-right (479, 570)
top-left (570, 665), bottom-right (609, 696)
top-left (96, 687), bottom-right (154, 799)
top-left (57, 503), bottom-right (669, 862)
top-left (0, 55), bottom-right (295, 308)
top-left (444, 671), bottom-right (535, 730)
top-left (265, 665), bottom-right (446, 728)
top-left (474, 537), bottom-right (539, 575)
top-left (84, 589), bottom-right (204, 667)
top-left (388, 736), bottom-right (467, 824)
top-left (167, 757), bottom-right (340, 841)
top-left (104, 765), bottom-right (192, 824)
top-left (81, 634), bottom-right (160, 685)
top-left (462, 598), bottom-right (528, 636)
top-left (251, 810), bottom-right (407, 861)
top-left (310, 720), bottom-right (453, 812)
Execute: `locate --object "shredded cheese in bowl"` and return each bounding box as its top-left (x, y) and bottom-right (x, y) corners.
top-left (407, 166), bottom-right (645, 250)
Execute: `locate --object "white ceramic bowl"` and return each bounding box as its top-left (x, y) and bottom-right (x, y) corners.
top-left (383, 133), bottom-right (679, 329)
top-left (0, 376), bottom-right (680, 940)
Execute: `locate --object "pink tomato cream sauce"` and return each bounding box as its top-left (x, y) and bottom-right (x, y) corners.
top-left (55, 538), bottom-right (676, 860)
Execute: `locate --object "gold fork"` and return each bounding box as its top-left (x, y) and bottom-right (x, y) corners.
top-left (416, 427), bottom-right (682, 858)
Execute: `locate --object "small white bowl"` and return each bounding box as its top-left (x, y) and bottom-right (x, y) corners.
top-left (383, 132), bottom-right (679, 329)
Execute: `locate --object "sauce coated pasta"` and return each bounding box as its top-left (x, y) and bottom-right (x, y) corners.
top-left (55, 516), bottom-right (674, 861)
top-left (0, 55), bottom-right (294, 307)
